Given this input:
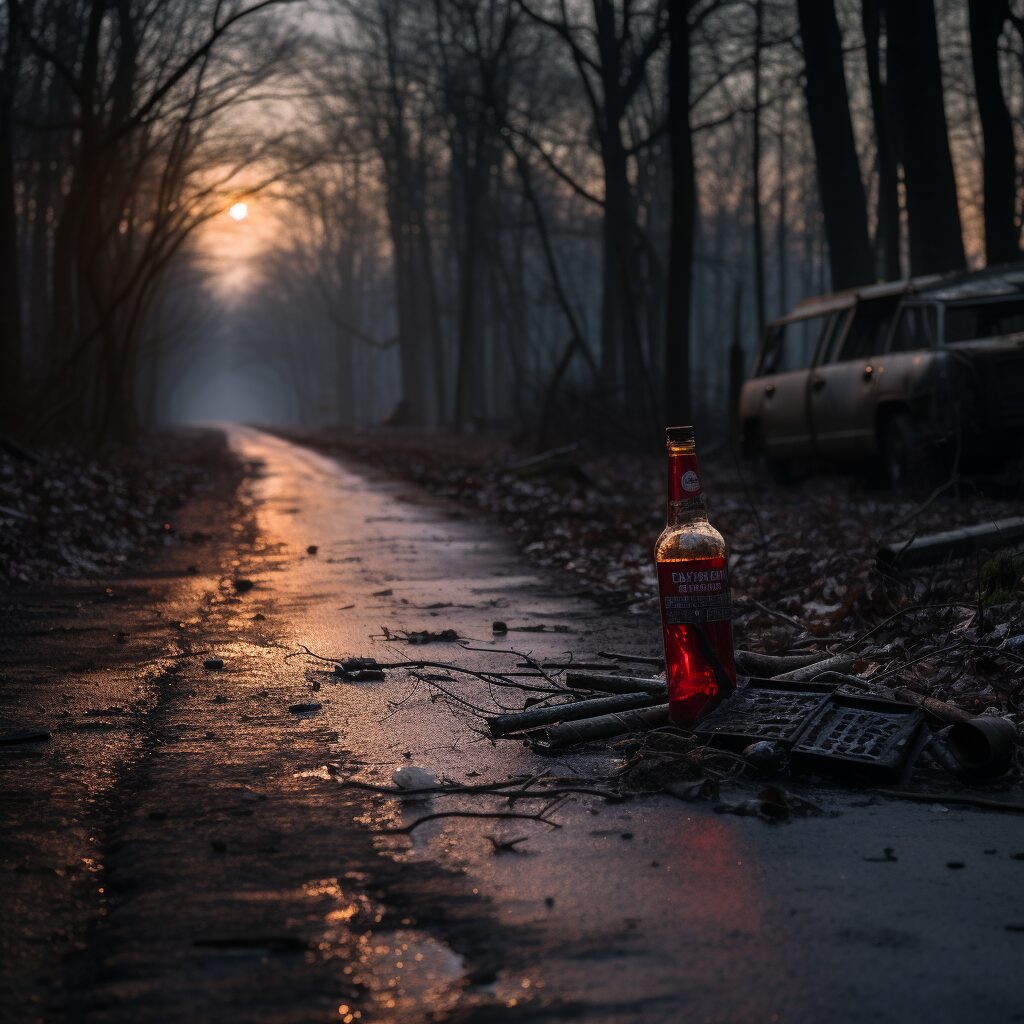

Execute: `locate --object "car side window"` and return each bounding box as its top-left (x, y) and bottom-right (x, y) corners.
top-left (760, 315), bottom-right (832, 375)
top-left (833, 300), bottom-right (897, 363)
top-left (889, 305), bottom-right (938, 353)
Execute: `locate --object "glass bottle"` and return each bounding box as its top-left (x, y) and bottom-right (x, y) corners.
top-left (654, 425), bottom-right (736, 724)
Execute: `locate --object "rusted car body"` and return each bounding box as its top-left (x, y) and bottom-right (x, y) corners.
top-left (738, 267), bottom-right (1024, 485)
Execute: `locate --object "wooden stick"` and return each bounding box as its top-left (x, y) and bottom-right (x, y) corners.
top-left (597, 651), bottom-right (664, 665)
top-left (773, 654), bottom-right (856, 681)
top-left (734, 649), bottom-right (830, 677)
top-left (532, 704), bottom-right (671, 749)
top-left (487, 692), bottom-right (659, 738)
top-left (564, 671), bottom-right (667, 696)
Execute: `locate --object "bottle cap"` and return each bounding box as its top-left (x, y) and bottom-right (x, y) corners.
top-left (665, 425), bottom-right (695, 445)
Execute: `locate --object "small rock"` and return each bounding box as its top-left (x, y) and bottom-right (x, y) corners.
top-left (306, 544), bottom-right (319, 555)
top-left (743, 740), bottom-right (785, 772)
top-left (544, 896), bottom-right (555, 909)
top-left (393, 765), bottom-right (438, 790)
top-left (492, 621), bottom-right (508, 634)
top-left (252, 613), bottom-right (266, 621)
top-left (211, 840), bottom-right (227, 854)
top-left (288, 702), bottom-right (322, 715)
top-left (204, 657), bottom-right (224, 670)
top-left (947, 861), bottom-right (965, 870)
top-left (232, 578), bottom-right (255, 593)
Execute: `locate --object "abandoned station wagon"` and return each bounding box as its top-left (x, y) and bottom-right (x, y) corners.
top-left (739, 267), bottom-right (1024, 487)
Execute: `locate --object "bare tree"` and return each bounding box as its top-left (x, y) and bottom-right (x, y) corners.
top-left (883, 0), bottom-right (966, 275)
top-left (969, 0), bottom-right (1018, 265)
top-left (795, 0), bottom-right (874, 289)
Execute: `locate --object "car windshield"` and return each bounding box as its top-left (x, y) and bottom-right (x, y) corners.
top-left (945, 297), bottom-right (1024, 343)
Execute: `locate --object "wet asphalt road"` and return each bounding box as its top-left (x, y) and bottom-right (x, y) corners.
top-left (228, 426), bottom-right (1024, 1024)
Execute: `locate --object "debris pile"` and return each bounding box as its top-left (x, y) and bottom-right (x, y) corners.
top-left (295, 642), bottom-right (1024, 820)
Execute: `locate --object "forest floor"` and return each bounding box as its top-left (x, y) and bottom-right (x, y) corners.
top-left (3, 425), bottom-right (1024, 1023)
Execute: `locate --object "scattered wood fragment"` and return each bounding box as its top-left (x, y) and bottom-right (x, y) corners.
top-left (564, 671), bottom-right (666, 696)
top-left (488, 835), bottom-right (529, 854)
top-left (877, 515), bottom-right (1024, 569)
top-left (773, 654), bottom-right (855, 681)
top-left (734, 649), bottom-right (829, 677)
top-left (598, 651), bottom-right (663, 666)
top-left (532, 704), bottom-right (670, 749)
top-left (890, 688), bottom-right (973, 727)
top-left (380, 808), bottom-right (564, 834)
top-left (487, 692), bottom-right (659, 738)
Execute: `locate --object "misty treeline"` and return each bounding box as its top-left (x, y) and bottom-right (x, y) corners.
top-left (2, 1), bottom-right (1024, 445)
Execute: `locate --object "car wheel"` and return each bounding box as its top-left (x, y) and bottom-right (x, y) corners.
top-left (881, 412), bottom-right (936, 494)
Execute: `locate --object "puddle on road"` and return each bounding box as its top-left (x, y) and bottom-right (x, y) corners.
top-left (347, 929), bottom-right (466, 1022)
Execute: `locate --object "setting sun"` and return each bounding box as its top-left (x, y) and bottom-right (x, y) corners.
top-left (228, 201), bottom-right (248, 221)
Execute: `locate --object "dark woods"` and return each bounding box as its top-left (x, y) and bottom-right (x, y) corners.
top-left (1, 0), bottom-right (1022, 445)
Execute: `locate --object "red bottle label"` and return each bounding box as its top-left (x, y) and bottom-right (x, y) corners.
top-left (668, 453), bottom-right (702, 501)
top-left (657, 555), bottom-right (735, 724)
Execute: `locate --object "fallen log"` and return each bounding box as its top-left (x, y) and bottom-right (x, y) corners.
top-left (531, 704), bottom-right (671, 750)
top-left (564, 671), bottom-right (667, 696)
top-left (773, 654), bottom-right (856, 681)
top-left (734, 650), bottom-right (829, 677)
top-left (877, 515), bottom-right (1024, 570)
top-left (487, 692), bottom-right (659, 738)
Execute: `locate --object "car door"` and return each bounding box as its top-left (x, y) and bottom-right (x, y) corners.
top-left (874, 302), bottom-right (940, 416)
top-left (756, 314), bottom-right (831, 458)
top-left (809, 298), bottom-right (898, 457)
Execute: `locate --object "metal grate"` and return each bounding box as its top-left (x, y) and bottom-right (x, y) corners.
top-left (696, 680), bottom-right (833, 749)
top-left (791, 695), bottom-right (925, 780)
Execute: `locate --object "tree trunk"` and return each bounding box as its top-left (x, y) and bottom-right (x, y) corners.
top-left (968, 0), bottom-right (1017, 266)
top-left (601, 125), bottom-right (629, 398)
top-left (751, 0), bottom-right (766, 339)
top-left (795, 0), bottom-right (874, 289)
top-left (664, 0), bottom-right (695, 427)
top-left (776, 100), bottom-right (788, 315)
top-left (0, 4), bottom-right (22, 428)
top-left (862, 0), bottom-right (901, 281)
top-left (883, 0), bottom-right (966, 275)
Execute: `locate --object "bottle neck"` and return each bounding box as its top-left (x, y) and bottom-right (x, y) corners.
top-left (666, 449), bottom-right (708, 526)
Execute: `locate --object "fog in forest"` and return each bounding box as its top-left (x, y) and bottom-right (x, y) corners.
top-left (2, 0), bottom-right (1022, 447)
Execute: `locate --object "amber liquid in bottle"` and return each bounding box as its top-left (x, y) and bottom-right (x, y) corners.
top-left (655, 426), bottom-right (736, 724)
